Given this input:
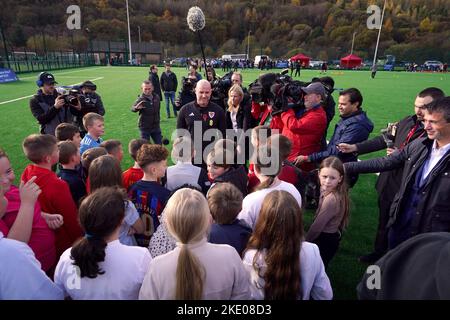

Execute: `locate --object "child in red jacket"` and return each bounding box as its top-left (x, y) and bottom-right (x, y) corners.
top-left (21, 134), bottom-right (82, 257)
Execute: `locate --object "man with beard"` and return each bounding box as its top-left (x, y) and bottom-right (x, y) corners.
top-left (338, 87), bottom-right (445, 263)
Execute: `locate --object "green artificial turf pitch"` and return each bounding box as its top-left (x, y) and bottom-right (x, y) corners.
top-left (1, 66), bottom-right (448, 299)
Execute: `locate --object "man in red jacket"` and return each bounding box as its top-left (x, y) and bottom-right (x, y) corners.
top-left (21, 134), bottom-right (82, 257)
top-left (271, 82), bottom-right (327, 171)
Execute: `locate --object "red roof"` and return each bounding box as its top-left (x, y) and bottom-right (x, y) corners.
top-left (340, 54), bottom-right (362, 68)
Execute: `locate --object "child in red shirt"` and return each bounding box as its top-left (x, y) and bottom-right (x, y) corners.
top-left (21, 134), bottom-right (82, 257)
top-left (0, 148), bottom-right (57, 272)
top-left (122, 139), bottom-right (149, 191)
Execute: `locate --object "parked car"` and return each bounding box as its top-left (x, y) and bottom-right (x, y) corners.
top-left (423, 60), bottom-right (443, 71)
top-left (309, 60), bottom-right (326, 68)
top-left (275, 60), bottom-right (289, 68)
top-left (170, 57), bottom-right (187, 67)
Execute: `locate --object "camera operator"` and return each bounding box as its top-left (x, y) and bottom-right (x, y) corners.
top-left (131, 81), bottom-right (162, 144)
top-left (337, 87), bottom-right (445, 263)
top-left (77, 80), bottom-right (105, 137)
top-left (30, 72), bottom-right (81, 136)
top-left (271, 82), bottom-right (327, 172)
top-left (311, 76), bottom-right (336, 150)
top-left (175, 75), bottom-right (197, 111)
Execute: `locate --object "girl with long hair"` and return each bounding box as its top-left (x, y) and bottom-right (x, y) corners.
top-left (54, 187), bottom-right (151, 299)
top-left (243, 190), bottom-right (332, 300)
top-left (139, 188), bottom-right (249, 300)
top-left (306, 156), bottom-right (350, 268)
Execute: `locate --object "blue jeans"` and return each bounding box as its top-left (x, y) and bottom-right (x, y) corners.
top-left (164, 91), bottom-right (177, 117)
top-left (140, 128), bottom-right (162, 144)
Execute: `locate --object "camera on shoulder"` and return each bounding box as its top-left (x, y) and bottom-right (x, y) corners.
top-left (56, 86), bottom-right (80, 106)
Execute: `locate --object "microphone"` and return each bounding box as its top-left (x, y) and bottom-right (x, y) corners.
top-left (187, 6), bottom-right (205, 32)
top-left (161, 137), bottom-right (170, 145)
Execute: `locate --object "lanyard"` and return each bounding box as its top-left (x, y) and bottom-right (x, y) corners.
top-left (400, 123), bottom-right (425, 150)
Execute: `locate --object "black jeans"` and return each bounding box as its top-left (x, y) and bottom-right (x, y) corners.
top-left (140, 128), bottom-right (162, 144)
top-left (313, 232), bottom-right (341, 269)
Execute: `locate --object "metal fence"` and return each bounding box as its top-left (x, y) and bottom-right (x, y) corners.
top-left (0, 51), bottom-right (97, 73)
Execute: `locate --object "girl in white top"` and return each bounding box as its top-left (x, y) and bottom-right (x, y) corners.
top-left (89, 155), bottom-right (144, 245)
top-left (243, 190), bottom-right (333, 300)
top-left (54, 187), bottom-right (152, 300)
top-left (139, 188), bottom-right (250, 300)
top-left (238, 144), bottom-right (302, 229)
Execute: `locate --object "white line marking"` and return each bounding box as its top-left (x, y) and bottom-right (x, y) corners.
top-left (18, 67), bottom-right (105, 80)
top-left (0, 77), bottom-right (104, 105)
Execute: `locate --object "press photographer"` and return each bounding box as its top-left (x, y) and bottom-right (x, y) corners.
top-left (175, 75), bottom-right (197, 110)
top-left (77, 80), bottom-right (106, 136)
top-left (30, 72), bottom-right (81, 136)
top-left (210, 70), bottom-right (233, 110)
top-left (131, 81), bottom-right (162, 144)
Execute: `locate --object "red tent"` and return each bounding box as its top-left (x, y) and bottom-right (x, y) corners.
top-left (340, 54), bottom-right (362, 68)
top-left (290, 53), bottom-right (310, 67)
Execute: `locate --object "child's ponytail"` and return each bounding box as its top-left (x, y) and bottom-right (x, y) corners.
top-left (71, 187), bottom-right (125, 278)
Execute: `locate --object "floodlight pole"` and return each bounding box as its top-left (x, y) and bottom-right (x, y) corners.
top-left (126, 0), bottom-right (133, 65)
top-left (247, 30), bottom-right (251, 60)
top-left (372, 0), bottom-right (386, 69)
top-left (0, 20), bottom-right (11, 69)
top-left (350, 32), bottom-right (356, 55)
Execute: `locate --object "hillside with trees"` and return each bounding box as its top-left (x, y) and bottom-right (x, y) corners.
top-left (1, 0), bottom-right (449, 62)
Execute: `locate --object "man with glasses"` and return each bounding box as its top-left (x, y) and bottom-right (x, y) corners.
top-left (339, 88), bottom-right (445, 262)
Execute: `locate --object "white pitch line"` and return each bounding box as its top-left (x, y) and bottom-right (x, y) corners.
top-left (0, 77), bottom-right (104, 105)
top-left (18, 67), bottom-right (106, 80)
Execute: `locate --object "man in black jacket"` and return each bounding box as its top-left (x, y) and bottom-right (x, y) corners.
top-left (160, 63), bottom-right (178, 118)
top-left (345, 96), bottom-right (450, 252)
top-left (77, 80), bottom-right (105, 137)
top-left (339, 87), bottom-right (445, 263)
top-left (131, 81), bottom-right (162, 144)
top-left (177, 80), bottom-right (226, 167)
top-left (29, 72), bottom-right (81, 136)
top-left (148, 64), bottom-right (162, 100)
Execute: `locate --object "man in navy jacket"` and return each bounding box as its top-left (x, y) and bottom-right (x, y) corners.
top-left (296, 88), bottom-right (374, 187)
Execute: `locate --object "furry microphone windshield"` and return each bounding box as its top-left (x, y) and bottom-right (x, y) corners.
top-left (187, 6), bottom-right (205, 32)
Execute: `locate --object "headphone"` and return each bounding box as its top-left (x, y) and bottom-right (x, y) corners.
top-left (36, 72), bottom-right (47, 87)
top-left (36, 72), bottom-right (55, 87)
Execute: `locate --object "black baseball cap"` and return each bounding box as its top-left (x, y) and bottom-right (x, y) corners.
top-left (39, 72), bottom-right (57, 85)
top-left (80, 80), bottom-right (97, 90)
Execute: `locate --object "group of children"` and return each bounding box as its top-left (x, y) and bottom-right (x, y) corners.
top-left (0, 110), bottom-right (351, 300)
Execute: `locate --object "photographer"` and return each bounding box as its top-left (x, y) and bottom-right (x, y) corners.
top-left (175, 75), bottom-right (197, 111)
top-left (131, 81), bottom-right (162, 144)
top-left (77, 80), bottom-right (105, 137)
top-left (271, 82), bottom-right (327, 172)
top-left (30, 72), bottom-right (81, 136)
top-left (337, 87), bottom-right (444, 263)
top-left (210, 70), bottom-right (232, 110)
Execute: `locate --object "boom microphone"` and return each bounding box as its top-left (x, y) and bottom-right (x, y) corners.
top-left (187, 6), bottom-right (205, 32)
